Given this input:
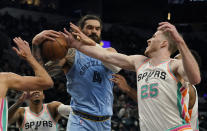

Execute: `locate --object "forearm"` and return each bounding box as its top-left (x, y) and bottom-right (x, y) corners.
top-left (95, 44), bottom-right (121, 73)
top-left (178, 42), bottom-right (201, 84)
top-left (32, 44), bottom-right (44, 66)
top-left (57, 104), bottom-right (72, 118)
top-left (26, 56), bottom-right (53, 88)
top-left (8, 102), bottom-right (22, 124)
top-left (76, 42), bottom-right (134, 71)
top-left (125, 86), bottom-right (137, 102)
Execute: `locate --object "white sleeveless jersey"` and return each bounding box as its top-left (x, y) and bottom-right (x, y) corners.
top-left (189, 86), bottom-right (199, 131)
top-left (19, 104), bottom-right (58, 131)
top-left (136, 59), bottom-right (192, 131)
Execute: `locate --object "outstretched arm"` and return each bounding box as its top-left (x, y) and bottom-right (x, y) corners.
top-left (62, 23), bottom-right (144, 71)
top-left (158, 22), bottom-right (201, 85)
top-left (7, 37), bottom-right (53, 91)
top-left (96, 45), bottom-right (121, 73)
top-left (111, 74), bottom-right (137, 102)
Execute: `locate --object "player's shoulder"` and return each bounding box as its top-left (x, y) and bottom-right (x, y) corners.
top-left (47, 101), bottom-right (62, 109)
top-left (18, 107), bottom-right (26, 114)
top-left (169, 58), bottom-right (182, 70)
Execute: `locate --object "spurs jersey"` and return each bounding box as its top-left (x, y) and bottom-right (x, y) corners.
top-left (189, 86), bottom-right (199, 131)
top-left (20, 104), bottom-right (58, 131)
top-left (137, 59), bottom-right (192, 131)
top-left (0, 98), bottom-right (7, 131)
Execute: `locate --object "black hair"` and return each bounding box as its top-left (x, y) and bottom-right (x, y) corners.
top-left (77, 14), bottom-right (102, 29)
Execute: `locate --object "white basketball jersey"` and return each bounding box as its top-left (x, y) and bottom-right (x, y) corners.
top-left (19, 104), bottom-right (58, 131)
top-left (136, 59), bottom-right (192, 131)
top-left (189, 86), bottom-right (199, 131)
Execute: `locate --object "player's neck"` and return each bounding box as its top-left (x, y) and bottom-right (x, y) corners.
top-left (150, 50), bottom-right (170, 65)
top-left (29, 102), bottom-right (43, 114)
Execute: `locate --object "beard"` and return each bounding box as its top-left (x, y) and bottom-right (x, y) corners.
top-left (88, 33), bottom-right (101, 43)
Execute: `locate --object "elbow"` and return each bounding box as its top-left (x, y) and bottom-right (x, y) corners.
top-left (190, 75), bottom-right (201, 85)
top-left (44, 79), bottom-right (54, 90)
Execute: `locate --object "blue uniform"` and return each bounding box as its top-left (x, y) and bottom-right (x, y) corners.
top-left (66, 51), bottom-right (114, 131)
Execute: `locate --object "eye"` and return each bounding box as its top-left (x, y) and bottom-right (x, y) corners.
top-left (96, 27), bottom-right (101, 31)
top-left (86, 25), bottom-right (93, 29)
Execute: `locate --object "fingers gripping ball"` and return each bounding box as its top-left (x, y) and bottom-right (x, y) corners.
top-left (41, 35), bottom-right (69, 61)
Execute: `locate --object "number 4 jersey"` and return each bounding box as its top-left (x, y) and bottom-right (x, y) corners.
top-left (65, 50), bottom-right (114, 116)
top-left (137, 59), bottom-right (192, 131)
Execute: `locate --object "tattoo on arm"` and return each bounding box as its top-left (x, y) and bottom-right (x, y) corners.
top-left (32, 45), bottom-right (44, 66)
top-left (65, 48), bottom-right (76, 69)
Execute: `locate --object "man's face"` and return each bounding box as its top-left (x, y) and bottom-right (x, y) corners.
top-left (81, 19), bottom-right (101, 43)
top-left (144, 31), bottom-right (165, 57)
top-left (29, 90), bottom-right (44, 104)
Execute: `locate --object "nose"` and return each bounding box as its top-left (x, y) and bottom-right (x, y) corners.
top-left (147, 39), bottom-right (151, 45)
top-left (91, 28), bottom-right (97, 34)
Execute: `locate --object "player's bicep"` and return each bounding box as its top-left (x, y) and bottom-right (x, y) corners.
top-left (172, 60), bottom-right (189, 82)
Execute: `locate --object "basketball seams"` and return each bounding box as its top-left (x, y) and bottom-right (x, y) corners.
top-left (41, 36), bottom-right (68, 61)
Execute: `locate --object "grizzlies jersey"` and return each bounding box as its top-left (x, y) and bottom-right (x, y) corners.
top-left (0, 98), bottom-right (7, 131)
top-left (20, 104), bottom-right (58, 131)
top-left (189, 86), bottom-right (199, 131)
top-left (136, 59), bottom-right (192, 131)
top-left (66, 51), bottom-right (114, 116)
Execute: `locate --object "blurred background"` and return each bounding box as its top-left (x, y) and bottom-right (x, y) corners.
top-left (0, 0), bottom-right (207, 130)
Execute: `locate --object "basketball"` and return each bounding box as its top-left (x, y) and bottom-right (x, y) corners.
top-left (41, 35), bottom-right (69, 61)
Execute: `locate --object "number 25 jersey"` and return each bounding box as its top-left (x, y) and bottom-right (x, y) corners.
top-left (137, 59), bottom-right (191, 131)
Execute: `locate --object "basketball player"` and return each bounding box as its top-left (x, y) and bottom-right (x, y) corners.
top-left (112, 51), bottom-right (201, 130)
top-left (0, 37), bottom-right (54, 131)
top-left (8, 90), bottom-right (71, 131)
top-left (63, 22), bottom-right (201, 130)
top-left (32, 15), bottom-right (121, 131)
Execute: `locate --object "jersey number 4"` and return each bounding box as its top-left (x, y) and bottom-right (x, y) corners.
top-left (141, 83), bottom-right (159, 99)
top-left (93, 71), bottom-right (102, 83)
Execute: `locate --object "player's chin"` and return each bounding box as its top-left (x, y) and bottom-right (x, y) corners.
top-left (144, 50), bottom-right (149, 57)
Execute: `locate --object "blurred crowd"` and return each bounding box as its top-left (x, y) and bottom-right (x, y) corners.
top-left (0, 11), bottom-right (207, 131)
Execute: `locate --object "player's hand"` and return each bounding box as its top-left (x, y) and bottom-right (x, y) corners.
top-left (32, 30), bottom-right (61, 45)
top-left (111, 74), bottom-right (130, 93)
top-left (16, 91), bottom-right (30, 105)
top-left (157, 22), bottom-right (185, 45)
top-left (70, 22), bottom-right (96, 46)
top-left (13, 37), bottom-right (33, 60)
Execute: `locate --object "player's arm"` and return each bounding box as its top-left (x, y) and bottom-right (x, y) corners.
top-left (111, 74), bottom-right (137, 102)
top-left (96, 45), bottom-right (121, 73)
top-left (8, 93), bottom-right (26, 125)
top-left (158, 22), bottom-right (201, 85)
top-left (47, 101), bottom-right (72, 121)
top-left (9, 37), bottom-right (53, 90)
top-left (63, 23), bottom-right (144, 71)
top-left (188, 84), bottom-right (196, 110)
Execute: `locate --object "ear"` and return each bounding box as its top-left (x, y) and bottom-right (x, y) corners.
top-left (160, 40), bottom-right (168, 48)
top-left (43, 94), bottom-right (45, 100)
